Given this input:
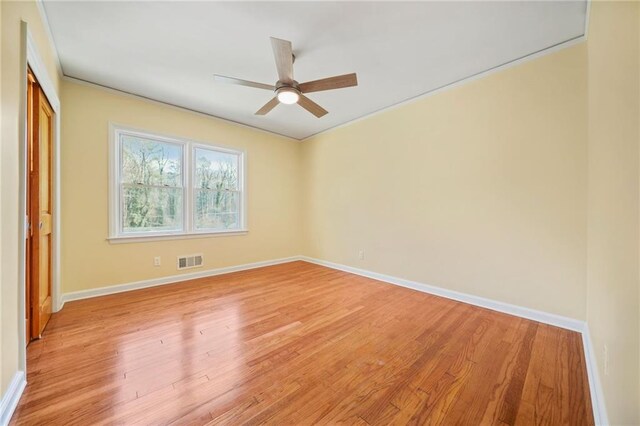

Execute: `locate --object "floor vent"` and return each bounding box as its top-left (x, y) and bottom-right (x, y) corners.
top-left (177, 254), bottom-right (203, 270)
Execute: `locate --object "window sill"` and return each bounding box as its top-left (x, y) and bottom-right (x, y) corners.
top-left (107, 229), bottom-right (248, 244)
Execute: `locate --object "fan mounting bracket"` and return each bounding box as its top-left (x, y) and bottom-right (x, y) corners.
top-left (275, 80), bottom-right (300, 91)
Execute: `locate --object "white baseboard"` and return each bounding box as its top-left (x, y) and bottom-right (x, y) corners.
top-left (62, 254), bottom-right (583, 330)
top-left (56, 254), bottom-right (607, 424)
top-left (60, 256), bottom-right (302, 306)
top-left (300, 256), bottom-right (584, 331)
top-left (0, 371), bottom-right (26, 426)
top-left (581, 324), bottom-right (609, 425)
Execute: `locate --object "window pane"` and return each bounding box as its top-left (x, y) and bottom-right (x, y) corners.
top-left (122, 185), bottom-right (183, 232)
top-left (194, 190), bottom-right (239, 230)
top-left (194, 148), bottom-right (239, 190)
top-left (121, 134), bottom-right (182, 187)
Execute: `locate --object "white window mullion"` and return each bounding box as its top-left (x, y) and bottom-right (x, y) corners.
top-left (184, 144), bottom-right (192, 233)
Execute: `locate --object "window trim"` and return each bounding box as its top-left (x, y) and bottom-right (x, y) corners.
top-left (108, 123), bottom-right (247, 242)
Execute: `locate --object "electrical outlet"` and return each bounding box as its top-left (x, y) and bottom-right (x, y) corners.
top-left (154, 256), bottom-right (161, 267)
top-left (358, 250), bottom-right (365, 260)
top-left (603, 344), bottom-right (610, 376)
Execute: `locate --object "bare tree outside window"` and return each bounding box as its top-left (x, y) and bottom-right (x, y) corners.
top-left (121, 135), bottom-right (183, 233)
top-left (194, 148), bottom-right (240, 230)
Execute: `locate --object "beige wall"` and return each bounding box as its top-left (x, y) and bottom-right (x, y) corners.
top-left (60, 81), bottom-right (303, 294)
top-left (1, 0), bottom-right (61, 395)
top-left (586, 1), bottom-right (640, 424)
top-left (301, 44), bottom-right (589, 320)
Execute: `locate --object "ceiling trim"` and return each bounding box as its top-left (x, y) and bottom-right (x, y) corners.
top-left (63, 33), bottom-right (585, 143)
top-left (300, 33), bottom-right (586, 142)
top-left (35, 0), bottom-right (64, 77)
top-left (42, 0), bottom-right (590, 142)
top-left (63, 75), bottom-right (299, 142)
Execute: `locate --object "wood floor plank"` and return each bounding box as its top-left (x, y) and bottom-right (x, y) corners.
top-left (10, 261), bottom-right (593, 425)
top-left (497, 321), bottom-right (539, 423)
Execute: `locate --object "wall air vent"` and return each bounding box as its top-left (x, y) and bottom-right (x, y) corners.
top-left (177, 254), bottom-right (204, 270)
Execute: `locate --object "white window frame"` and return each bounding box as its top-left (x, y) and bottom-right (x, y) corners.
top-left (108, 124), bottom-right (247, 243)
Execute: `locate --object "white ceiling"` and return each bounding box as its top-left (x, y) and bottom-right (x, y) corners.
top-left (42, 1), bottom-right (587, 140)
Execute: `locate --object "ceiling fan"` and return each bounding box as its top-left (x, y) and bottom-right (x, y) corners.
top-left (214, 37), bottom-right (358, 118)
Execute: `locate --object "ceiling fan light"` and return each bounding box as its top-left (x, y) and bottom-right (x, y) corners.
top-left (276, 88), bottom-right (300, 105)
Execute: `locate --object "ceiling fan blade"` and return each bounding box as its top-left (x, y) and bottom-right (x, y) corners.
top-left (270, 37), bottom-right (294, 84)
top-left (255, 97), bottom-right (280, 115)
top-left (214, 75), bottom-right (275, 91)
top-left (299, 73), bottom-right (358, 94)
top-left (298, 95), bottom-right (328, 118)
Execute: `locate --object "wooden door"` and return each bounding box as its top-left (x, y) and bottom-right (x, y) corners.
top-left (26, 68), bottom-right (54, 341)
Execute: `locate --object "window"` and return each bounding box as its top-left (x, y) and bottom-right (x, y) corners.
top-left (110, 126), bottom-right (245, 241)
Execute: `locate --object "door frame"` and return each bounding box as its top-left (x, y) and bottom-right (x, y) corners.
top-left (18, 21), bottom-right (61, 370)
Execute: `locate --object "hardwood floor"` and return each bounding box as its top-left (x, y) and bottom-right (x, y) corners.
top-left (11, 261), bottom-right (593, 425)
